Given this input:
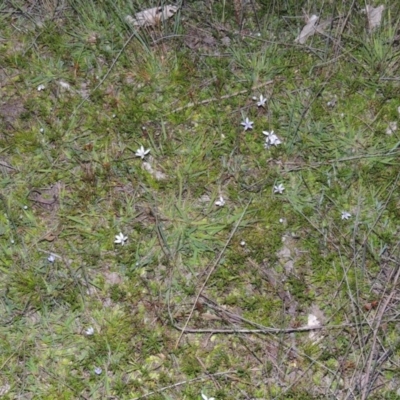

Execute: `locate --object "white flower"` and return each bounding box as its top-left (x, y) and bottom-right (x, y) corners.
top-left (40, 128), bottom-right (44, 133)
top-left (241, 117), bottom-right (254, 131)
top-left (269, 134), bottom-right (281, 146)
top-left (201, 394), bottom-right (215, 400)
top-left (37, 84), bottom-right (45, 91)
top-left (94, 367), bottom-right (102, 375)
top-left (274, 184), bottom-right (285, 194)
top-left (255, 94), bottom-right (267, 107)
top-left (48, 254), bottom-right (55, 263)
top-left (114, 232), bottom-right (128, 246)
top-left (85, 326), bottom-right (94, 336)
top-left (215, 196), bottom-right (225, 207)
top-left (240, 240), bottom-right (246, 246)
top-left (341, 211), bottom-right (351, 220)
top-left (263, 130), bottom-right (282, 148)
top-left (135, 145), bottom-right (150, 159)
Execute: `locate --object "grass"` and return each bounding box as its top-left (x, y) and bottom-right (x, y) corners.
top-left (1, 0), bottom-right (400, 398)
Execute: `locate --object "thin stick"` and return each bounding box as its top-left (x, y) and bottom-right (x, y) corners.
top-left (172, 320), bottom-right (396, 335)
top-left (174, 199), bottom-right (252, 348)
top-left (171, 80), bottom-right (274, 113)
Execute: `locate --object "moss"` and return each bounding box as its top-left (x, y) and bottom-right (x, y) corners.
top-left (1, 0), bottom-right (400, 398)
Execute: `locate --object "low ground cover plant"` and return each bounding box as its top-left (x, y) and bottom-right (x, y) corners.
top-left (1, 0), bottom-right (400, 398)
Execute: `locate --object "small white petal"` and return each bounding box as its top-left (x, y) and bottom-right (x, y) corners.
top-left (85, 326), bottom-right (94, 335)
top-left (48, 254), bottom-right (55, 263)
top-left (268, 136), bottom-right (279, 146)
top-left (37, 84), bottom-right (46, 91)
top-left (115, 232), bottom-right (128, 245)
top-left (135, 145), bottom-right (150, 159)
top-left (274, 184), bottom-right (285, 194)
top-left (240, 117), bottom-right (254, 131)
top-left (341, 211), bottom-right (351, 220)
top-left (94, 367), bottom-right (102, 375)
top-left (215, 196), bottom-right (225, 207)
top-left (256, 95), bottom-right (267, 107)
top-left (263, 130), bottom-right (282, 147)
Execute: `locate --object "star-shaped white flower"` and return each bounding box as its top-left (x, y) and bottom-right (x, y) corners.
top-left (263, 130), bottom-right (282, 148)
top-left (274, 184), bottom-right (285, 194)
top-left (255, 94), bottom-right (267, 107)
top-left (85, 326), bottom-right (94, 336)
top-left (269, 134), bottom-right (281, 146)
top-left (48, 254), bottom-right (55, 263)
top-left (215, 196), bottom-right (225, 207)
top-left (115, 232), bottom-right (128, 245)
top-left (201, 394), bottom-right (215, 400)
top-left (241, 117), bottom-right (254, 131)
top-left (341, 211), bottom-right (351, 220)
top-left (135, 145), bottom-right (150, 159)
